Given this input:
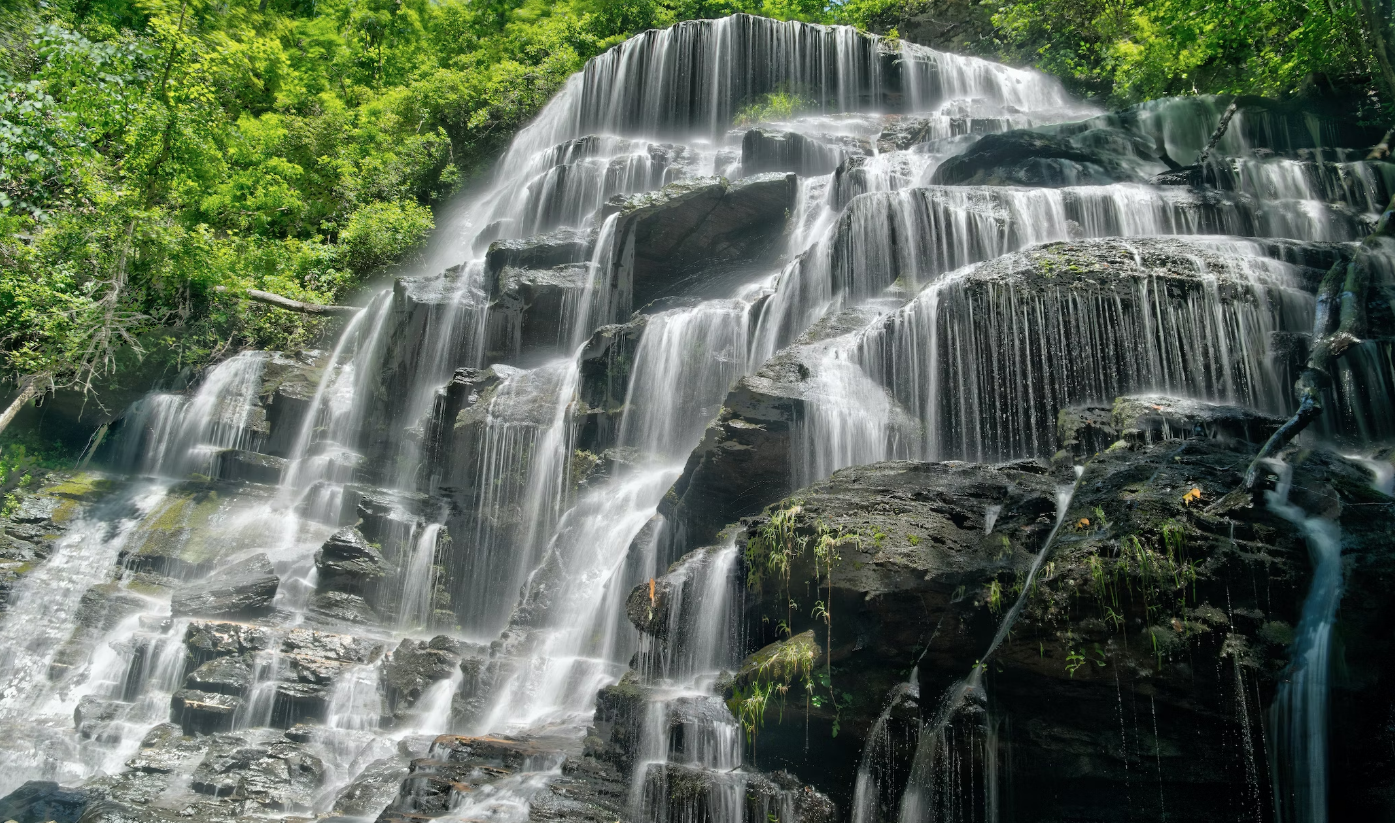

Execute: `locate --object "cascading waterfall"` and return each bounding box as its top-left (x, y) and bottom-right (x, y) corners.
top-left (1263, 460), bottom-right (1345, 823)
top-left (897, 471), bottom-right (1082, 823)
top-left (0, 13), bottom-right (1385, 823)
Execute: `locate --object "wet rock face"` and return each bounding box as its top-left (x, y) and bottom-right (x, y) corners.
top-left (377, 734), bottom-right (632, 823)
top-left (211, 449), bottom-right (286, 486)
top-left (931, 129), bottom-right (1141, 187)
top-left (0, 779), bottom-right (90, 823)
top-left (606, 174), bottom-right (796, 308)
top-left (659, 308), bottom-right (884, 561)
top-left (639, 763), bottom-right (839, 823)
top-left (382, 636), bottom-right (465, 718)
top-left (724, 432), bottom-right (1395, 820)
top-left (170, 553), bottom-right (279, 618)
top-left (485, 263), bottom-right (591, 360)
top-left (485, 228), bottom-right (595, 283)
top-left (255, 351), bottom-right (326, 458)
top-left (315, 527), bottom-right (390, 596)
top-left (741, 129), bottom-right (862, 177)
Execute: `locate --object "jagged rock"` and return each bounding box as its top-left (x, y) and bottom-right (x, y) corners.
top-left (576, 315), bottom-right (648, 454)
top-left (603, 174), bottom-right (796, 309)
top-left (125, 723), bottom-right (206, 775)
top-left (659, 307), bottom-right (891, 559)
top-left (1057, 395), bottom-right (1284, 462)
top-left (484, 263), bottom-right (591, 359)
top-left (0, 779), bottom-right (90, 823)
top-left (273, 627), bottom-right (385, 725)
top-left (49, 583), bottom-right (151, 680)
top-left (315, 527), bottom-right (389, 595)
top-left (211, 449), bottom-right (286, 485)
top-left (380, 734), bottom-right (606, 821)
top-left (330, 756), bottom-right (410, 818)
top-left (256, 350), bottom-right (326, 458)
top-left (184, 620), bottom-right (274, 665)
top-left (529, 755), bottom-right (633, 823)
top-left (171, 688), bottom-right (242, 734)
top-left (638, 763), bottom-right (838, 823)
top-left (74, 696), bottom-right (127, 742)
top-left (307, 590), bottom-right (380, 625)
top-left (170, 553), bottom-right (278, 618)
top-left (725, 435), bottom-right (1395, 818)
top-left (930, 129), bottom-right (1138, 186)
top-left (423, 367), bottom-right (504, 482)
top-left (590, 674), bottom-right (646, 772)
top-left (184, 654), bottom-right (253, 696)
top-left (383, 636), bottom-right (464, 714)
top-left (189, 731), bottom-right (325, 811)
top-left (741, 129), bottom-right (856, 176)
top-left (341, 487), bottom-right (428, 552)
top-left (485, 228), bottom-right (594, 286)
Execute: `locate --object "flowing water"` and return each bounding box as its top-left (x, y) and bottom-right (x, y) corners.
top-left (0, 12), bottom-right (1386, 822)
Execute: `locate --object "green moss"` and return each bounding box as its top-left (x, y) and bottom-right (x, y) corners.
top-left (45, 472), bottom-right (119, 501)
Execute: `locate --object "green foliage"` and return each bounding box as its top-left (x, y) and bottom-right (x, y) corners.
top-left (733, 90), bottom-right (810, 125)
top-left (0, 0), bottom-right (841, 403)
top-left (988, 0), bottom-right (1384, 108)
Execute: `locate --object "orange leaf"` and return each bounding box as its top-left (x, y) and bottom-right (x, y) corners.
top-left (649, 578), bottom-right (656, 605)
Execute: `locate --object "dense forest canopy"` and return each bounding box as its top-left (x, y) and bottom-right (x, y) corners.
top-left (0, 0), bottom-right (1391, 446)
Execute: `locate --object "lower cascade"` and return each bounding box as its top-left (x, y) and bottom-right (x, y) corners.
top-left (3, 13), bottom-right (1395, 823)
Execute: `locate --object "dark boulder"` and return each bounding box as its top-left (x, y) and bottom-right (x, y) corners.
top-left (171, 688), bottom-right (242, 735)
top-left (0, 780), bottom-right (90, 823)
top-left (930, 129), bottom-right (1138, 187)
top-left (170, 553), bottom-right (279, 618)
top-left (183, 620), bottom-right (274, 666)
top-left (212, 449), bottom-right (286, 485)
top-left (742, 129), bottom-right (857, 177)
top-left (483, 263), bottom-right (591, 360)
top-left (314, 527), bottom-right (390, 595)
top-left (723, 434), bottom-right (1395, 819)
top-left (383, 636), bottom-right (464, 715)
top-left (603, 174), bottom-right (796, 309)
top-left (184, 654), bottom-right (253, 697)
top-left (485, 228), bottom-right (594, 286)
top-left (256, 350), bottom-right (327, 458)
top-left (307, 590), bottom-right (381, 625)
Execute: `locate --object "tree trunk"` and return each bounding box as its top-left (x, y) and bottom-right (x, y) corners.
top-left (215, 286), bottom-right (362, 316)
top-left (1357, 0), bottom-right (1395, 108)
top-left (0, 375), bottom-right (47, 440)
top-left (1195, 101), bottom-right (1239, 166)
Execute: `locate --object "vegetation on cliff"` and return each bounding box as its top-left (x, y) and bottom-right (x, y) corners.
top-left (0, 0), bottom-right (1390, 440)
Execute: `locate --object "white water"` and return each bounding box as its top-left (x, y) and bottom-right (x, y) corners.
top-left (0, 12), bottom-right (1383, 821)
top-left (1263, 460), bottom-right (1345, 823)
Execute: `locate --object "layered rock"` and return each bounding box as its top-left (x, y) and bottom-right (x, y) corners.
top-left (718, 430), bottom-right (1395, 818)
top-left (930, 129), bottom-right (1141, 186)
top-left (170, 553), bottom-right (279, 618)
top-left (603, 174), bottom-right (796, 310)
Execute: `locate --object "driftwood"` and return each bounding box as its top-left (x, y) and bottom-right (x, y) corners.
top-left (0, 373), bottom-right (50, 439)
top-left (215, 286), bottom-right (362, 316)
top-left (1243, 197), bottom-right (1394, 490)
top-left (1195, 101), bottom-right (1239, 167)
top-left (1370, 129), bottom-right (1394, 161)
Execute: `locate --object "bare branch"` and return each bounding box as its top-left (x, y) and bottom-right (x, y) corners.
top-left (214, 286), bottom-right (363, 316)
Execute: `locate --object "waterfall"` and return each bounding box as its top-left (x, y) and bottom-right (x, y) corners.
top-left (0, 12), bottom-right (1386, 823)
top-left (898, 469), bottom-right (1082, 822)
top-left (1264, 460), bottom-right (1345, 823)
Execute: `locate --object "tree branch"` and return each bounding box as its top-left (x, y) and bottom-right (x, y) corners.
top-left (0, 374), bottom-right (50, 439)
top-left (215, 286), bottom-right (362, 316)
top-left (1195, 100), bottom-right (1239, 167)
